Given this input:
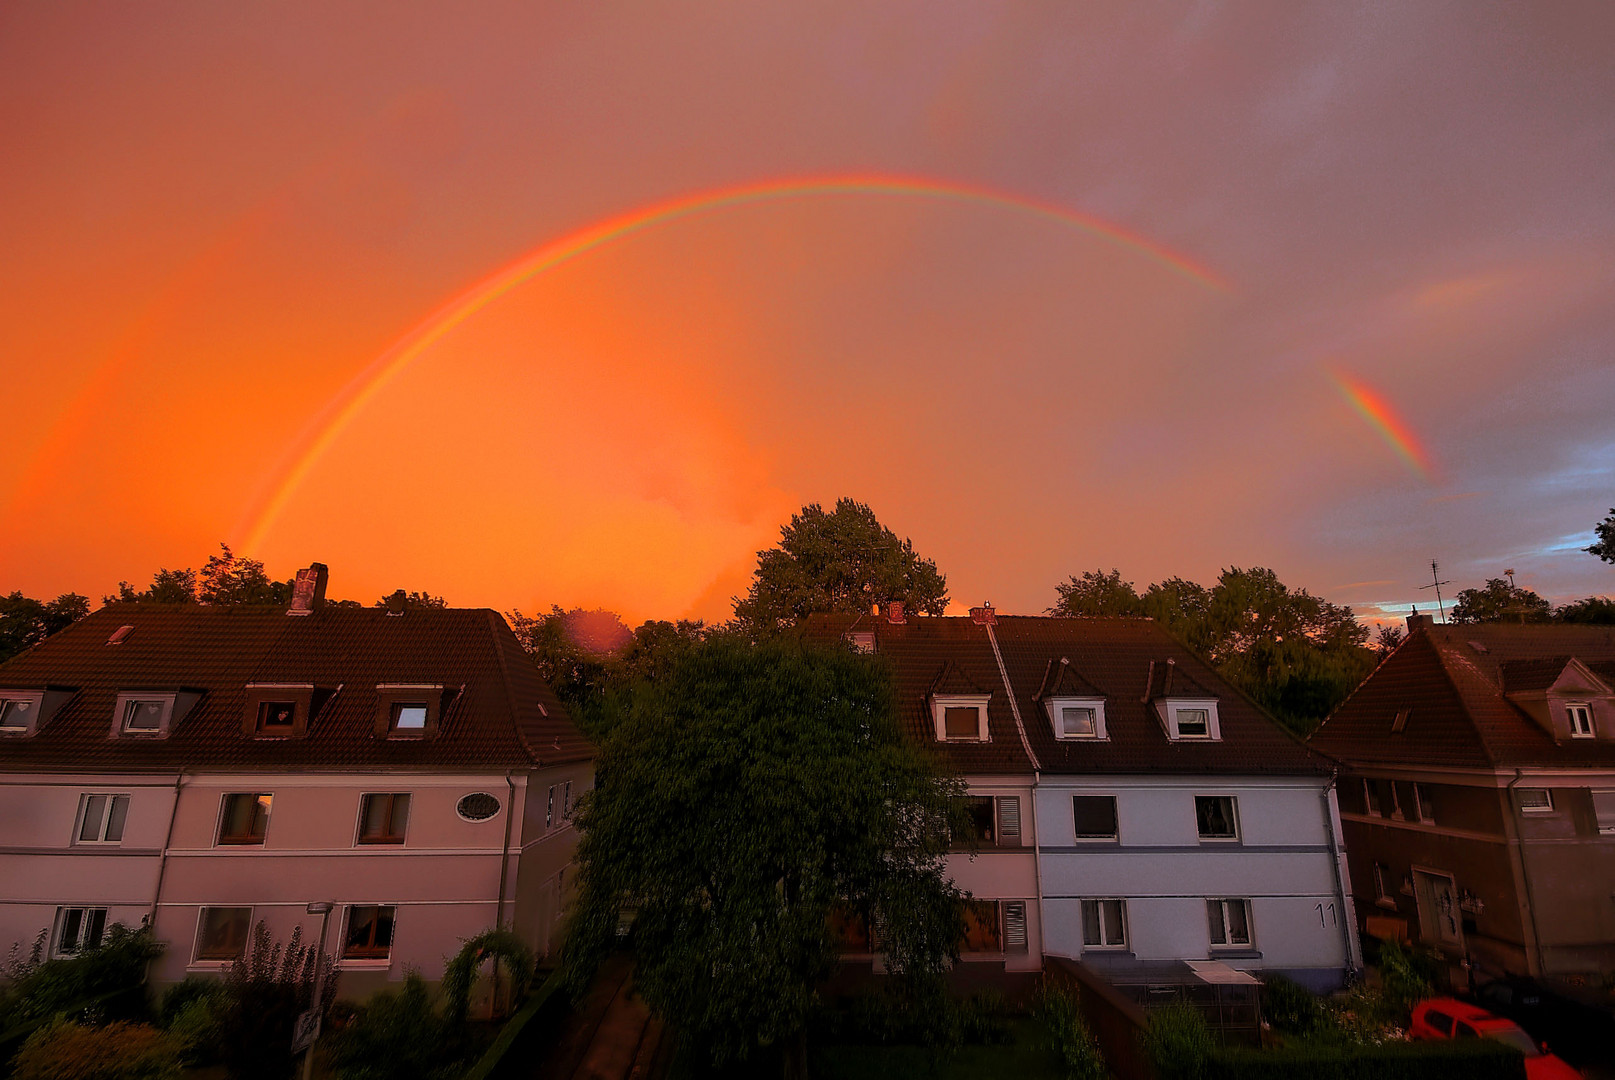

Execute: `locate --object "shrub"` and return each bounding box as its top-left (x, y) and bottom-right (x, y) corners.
top-left (12, 1019), bottom-right (183, 1080)
top-left (1260, 974), bottom-right (1321, 1035)
top-left (1143, 1004), bottom-right (1214, 1080)
top-left (1, 925), bottom-right (162, 1031)
top-left (1033, 982), bottom-right (1106, 1080)
top-left (1376, 941), bottom-right (1434, 1024)
top-left (1204, 1038), bottom-right (1525, 1080)
top-left (441, 929), bottom-right (535, 1024)
top-left (157, 975), bottom-right (223, 1027)
top-left (325, 974), bottom-right (469, 1080)
top-left (216, 922), bottom-right (336, 1080)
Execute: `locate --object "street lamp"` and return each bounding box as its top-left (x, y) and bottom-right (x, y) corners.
top-left (300, 902), bottom-right (335, 1080)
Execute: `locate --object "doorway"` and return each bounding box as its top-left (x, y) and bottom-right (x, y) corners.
top-left (1412, 868), bottom-right (1464, 951)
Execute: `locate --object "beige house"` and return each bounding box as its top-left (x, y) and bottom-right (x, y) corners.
top-left (0, 569), bottom-right (592, 995)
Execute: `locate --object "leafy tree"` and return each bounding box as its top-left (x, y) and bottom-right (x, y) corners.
top-left (106, 544), bottom-right (290, 606)
top-left (507, 606), bottom-right (634, 706)
top-left (375, 590), bottom-right (446, 609)
top-left (1374, 624), bottom-right (1404, 657)
top-left (0, 591), bottom-right (90, 664)
top-left (733, 499), bottom-right (948, 629)
top-left (1588, 508), bottom-right (1615, 564)
top-left (1555, 596), bottom-right (1615, 624)
top-left (106, 567), bottom-right (198, 605)
top-left (325, 974), bottom-right (467, 1080)
top-left (1049, 569), bottom-right (1145, 617)
top-left (1450, 578), bottom-right (1553, 624)
top-left (562, 635), bottom-right (965, 1077)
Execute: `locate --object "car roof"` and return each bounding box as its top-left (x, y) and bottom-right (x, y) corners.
top-left (1420, 998), bottom-right (1502, 1024)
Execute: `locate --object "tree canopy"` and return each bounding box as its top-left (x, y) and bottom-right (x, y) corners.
top-left (562, 635), bottom-right (964, 1075)
top-left (0, 591), bottom-right (91, 664)
top-left (106, 544), bottom-right (292, 606)
top-left (1450, 578), bottom-right (1553, 624)
top-left (1589, 508), bottom-right (1615, 565)
top-left (1049, 567), bottom-right (1373, 734)
top-left (733, 499), bottom-right (948, 629)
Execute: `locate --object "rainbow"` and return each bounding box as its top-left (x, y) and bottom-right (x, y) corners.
top-left (233, 173), bottom-right (1235, 551)
top-left (1331, 371), bottom-right (1436, 481)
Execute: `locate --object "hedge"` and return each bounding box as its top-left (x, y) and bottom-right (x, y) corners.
top-left (1206, 1039), bottom-right (1525, 1080)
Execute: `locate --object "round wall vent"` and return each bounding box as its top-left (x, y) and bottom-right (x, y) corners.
top-left (456, 792), bottom-right (501, 822)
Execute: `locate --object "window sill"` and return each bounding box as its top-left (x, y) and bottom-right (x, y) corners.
top-left (1197, 837), bottom-right (1241, 845)
top-left (1071, 838), bottom-right (1121, 846)
top-left (215, 838), bottom-right (268, 847)
top-left (1375, 898), bottom-right (1399, 910)
top-left (338, 957), bottom-right (392, 968)
top-left (1079, 949), bottom-right (1135, 960)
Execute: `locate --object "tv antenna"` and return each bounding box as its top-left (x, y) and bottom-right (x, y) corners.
top-left (1420, 560), bottom-right (1452, 624)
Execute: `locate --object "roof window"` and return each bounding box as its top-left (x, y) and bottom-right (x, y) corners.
top-left (0, 693), bottom-right (43, 736)
top-left (110, 690), bottom-right (199, 739)
top-left (106, 625), bottom-right (134, 645)
top-left (241, 684), bottom-right (318, 739)
top-left (374, 684), bottom-right (445, 739)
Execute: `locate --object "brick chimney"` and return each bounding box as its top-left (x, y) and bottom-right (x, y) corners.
top-left (384, 590), bottom-right (408, 617)
top-left (1405, 609), bottom-right (1432, 633)
top-left (970, 603), bottom-right (997, 626)
top-left (287, 563), bottom-right (328, 616)
top-left (885, 600), bottom-right (906, 625)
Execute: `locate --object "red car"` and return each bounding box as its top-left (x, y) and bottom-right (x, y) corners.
top-left (1410, 998), bottom-right (1582, 1079)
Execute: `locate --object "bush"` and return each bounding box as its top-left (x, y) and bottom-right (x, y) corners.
top-left (441, 929), bottom-right (535, 1023)
top-left (1205, 1038), bottom-right (1525, 1080)
top-left (326, 974), bottom-right (470, 1080)
top-left (12, 1019), bottom-right (183, 1080)
top-left (1143, 1004), bottom-right (1214, 1080)
top-left (1376, 941), bottom-right (1434, 1025)
top-left (0, 925), bottom-right (162, 1030)
top-left (1033, 983), bottom-right (1106, 1080)
top-left (216, 922), bottom-right (336, 1080)
top-left (1260, 974), bottom-right (1321, 1035)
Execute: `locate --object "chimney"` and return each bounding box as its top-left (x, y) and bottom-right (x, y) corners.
top-left (1405, 608), bottom-right (1432, 633)
top-left (970, 603), bottom-right (997, 626)
top-left (384, 590), bottom-right (408, 617)
top-left (287, 563), bottom-right (328, 616)
top-left (885, 600), bottom-right (906, 625)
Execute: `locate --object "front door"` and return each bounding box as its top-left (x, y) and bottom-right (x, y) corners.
top-left (1412, 869), bottom-right (1464, 951)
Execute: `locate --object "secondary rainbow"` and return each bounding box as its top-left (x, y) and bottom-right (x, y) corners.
top-left (235, 173), bottom-right (1236, 551)
top-left (1331, 371), bottom-right (1436, 481)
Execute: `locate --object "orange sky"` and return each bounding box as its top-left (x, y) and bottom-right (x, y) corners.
top-left (3, 4), bottom-right (1613, 624)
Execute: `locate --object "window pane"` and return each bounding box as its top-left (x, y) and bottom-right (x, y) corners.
top-left (1518, 789), bottom-right (1552, 811)
top-left (1082, 901), bottom-right (1101, 946)
top-left (104, 796), bottom-right (129, 842)
top-left (390, 794), bottom-right (410, 837)
top-left (258, 701), bottom-right (296, 730)
top-left (956, 796), bottom-right (996, 844)
top-left (944, 706), bottom-right (979, 739)
top-left (1062, 707), bottom-right (1096, 736)
top-left (344, 906), bottom-right (396, 958)
top-left (125, 700), bottom-right (164, 730)
top-left (1073, 796), bottom-right (1118, 839)
top-left (85, 909), bottom-right (106, 950)
top-left (0, 699), bottom-right (33, 729)
top-left (61, 908), bottom-right (83, 953)
top-left (1207, 900), bottom-right (1226, 944)
top-left (1177, 708), bottom-right (1209, 736)
top-left (961, 901), bottom-right (1001, 952)
top-left (199, 908), bottom-right (250, 960)
top-left (1593, 791), bottom-right (1615, 833)
top-left (1227, 900), bottom-right (1250, 944)
top-left (220, 793), bottom-right (271, 843)
top-left (1100, 900), bottom-right (1125, 946)
top-left (1196, 796), bottom-right (1237, 839)
top-left (393, 704), bottom-right (428, 730)
top-left (80, 795), bottom-right (107, 841)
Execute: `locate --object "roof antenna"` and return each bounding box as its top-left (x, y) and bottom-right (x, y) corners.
top-left (1419, 560), bottom-right (1452, 624)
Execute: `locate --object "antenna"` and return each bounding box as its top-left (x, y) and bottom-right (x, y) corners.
top-left (1504, 568), bottom-right (1516, 589)
top-left (1419, 560), bottom-right (1452, 624)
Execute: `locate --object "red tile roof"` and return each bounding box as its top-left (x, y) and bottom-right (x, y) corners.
top-left (0, 604), bottom-right (591, 773)
top-left (805, 614), bottom-right (1332, 777)
top-left (1309, 623), bottom-right (1615, 769)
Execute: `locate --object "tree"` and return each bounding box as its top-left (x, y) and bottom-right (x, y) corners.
top-left (507, 606), bottom-right (634, 706)
top-left (1049, 569), bottom-right (1145, 617)
top-left (0, 591), bottom-right (90, 664)
top-left (375, 590), bottom-right (446, 609)
top-left (1374, 624), bottom-right (1404, 657)
top-left (733, 500), bottom-right (948, 629)
top-left (1555, 596), bottom-right (1615, 624)
top-left (106, 544), bottom-right (291, 606)
top-left (562, 635), bottom-right (964, 1077)
top-left (1588, 508), bottom-right (1615, 564)
top-left (106, 567), bottom-right (198, 605)
top-left (1450, 578), bottom-right (1553, 624)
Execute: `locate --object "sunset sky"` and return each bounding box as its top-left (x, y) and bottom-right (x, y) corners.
top-left (3, 3), bottom-right (1612, 625)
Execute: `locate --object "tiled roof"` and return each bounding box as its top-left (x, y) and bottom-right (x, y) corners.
top-left (0, 604), bottom-right (591, 773)
top-left (1309, 623), bottom-right (1615, 769)
top-left (804, 614), bottom-right (1332, 777)
top-left (1033, 657), bottom-right (1105, 701)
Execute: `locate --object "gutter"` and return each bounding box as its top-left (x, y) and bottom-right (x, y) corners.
top-left (1505, 770), bottom-right (1547, 976)
top-left (148, 771), bottom-right (185, 926)
top-left (982, 621), bottom-right (1047, 958)
top-left (1319, 770), bottom-right (1361, 973)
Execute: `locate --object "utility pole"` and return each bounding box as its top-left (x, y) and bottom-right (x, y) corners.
top-left (1420, 560), bottom-right (1452, 624)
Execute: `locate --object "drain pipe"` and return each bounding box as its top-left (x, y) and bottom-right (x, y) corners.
top-left (148, 771), bottom-right (186, 926)
top-left (1506, 770), bottom-right (1547, 977)
top-left (981, 615), bottom-right (1046, 959)
top-left (497, 771), bottom-right (517, 929)
top-left (1319, 770), bottom-right (1361, 973)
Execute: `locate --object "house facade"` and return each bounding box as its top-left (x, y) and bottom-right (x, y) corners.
top-left (0, 570), bottom-right (592, 995)
top-left (820, 606), bottom-right (1360, 991)
top-left (1310, 615), bottom-right (1615, 978)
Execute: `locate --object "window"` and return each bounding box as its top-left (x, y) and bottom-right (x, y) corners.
top-left (1195, 796), bottom-right (1239, 841)
top-left (357, 793), bottom-right (410, 844)
top-left (1176, 708), bottom-right (1210, 737)
top-left (958, 796), bottom-right (997, 845)
top-left (1391, 708), bottom-right (1411, 733)
top-left (456, 792), bottom-right (500, 822)
top-left (944, 706), bottom-right (980, 739)
top-left (1373, 863), bottom-right (1395, 906)
top-left (1003, 901), bottom-right (1029, 953)
top-left (996, 796), bottom-right (1021, 846)
top-left (343, 905), bottom-right (396, 960)
top-left (1207, 898), bottom-right (1252, 947)
top-left (217, 793), bottom-right (272, 844)
top-left (1412, 783), bottom-right (1434, 824)
top-left (1081, 899), bottom-right (1127, 949)
top-left (1592, 791), bottom-right (1615, 835)
top-left (1363, 779), bottom-right (1383, 817)
top-left (546, 785), bottom-right (556, 828)
top-left (111, 690), bottom-right (195, 738)
top-left (563, 781), bottom-right (574, 821)
top-left (391, 703), bottom-right (428, 731)
top-left (76, 794), bottom-right (130, 844)
top-left (375, 684), bottom-right (443, 738)
top-left (1046, 698), bottom-right (1107, 740)
top-left (1566, 704), bottom-right (1594, 738)
top-left (256, 700), bottom-right (297, 733)
top-left (1073, 795), bottom-right (1119, 840)
top-left (961, 900), bottom-right (1002, 952)
top-left (1517, 788), bottom-right (1553, 814)
top-left (0, 693), bottom-right (41, 734)
top-left (55, 907), bottom-right (107, 957)
top-left (1426, 1010), bottom-right (1454, 1037)
top-left (121, 697), bottom-right (168, 733)
top-left (196, 907), bottom-right (251, 961)
top-left (846, 632), bottom-right (875, 654)
top-left (1390, 782), bottom-right (1409, 820)
top-left (1454, 1021), bottom-right (1481, 1040)
top-left (1161, 699), bottom-right (1221, 740)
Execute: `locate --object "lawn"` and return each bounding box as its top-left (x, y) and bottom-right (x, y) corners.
top-left (808, 1018), bottom-right (1066, 1080)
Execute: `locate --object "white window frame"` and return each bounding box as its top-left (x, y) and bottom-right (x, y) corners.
top-left (53, 906), bottom-right (109, 958)
top-left (340, 903), bottom-right (398, 965)
top-left (1080, 898), bottom-right (1128, 950)
top-left (1207, 897), bottom-right (1254, 948)
top-left (0, 691), bottom-right (45, 735)
top-left (1592, 790), bottom-right (1615, 836)
top-left (75, 793), bottom-right (131, 844)
top-left (1566, 703), bottom-right (1594, 738)
top-left (546, 785), bottom-right (556, 829)
top-left (1412, 783), bottom-right (1433, 823)
top-left (113, 691), bottom-right (176, 737)
top-left (1162, 699), bottom-right (1221, 741)
top-left (1363, 778), bottom-right (1383, 817)
top-left (1194, 794), bottom-right (1241, 842)
top-left (1373, 863), bottom-right (1396, 907)
top-left (1517, 788), bottom-right (1554, 814)
top-left (1046, 698), bottom-right (1108, 741)
top-left (931, 694), bottom-right (991, 743)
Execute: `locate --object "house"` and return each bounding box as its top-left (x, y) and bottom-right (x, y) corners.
top-left (814, 605), bottom-right (1361, 992)
top-left (0, 566), bottom-right (593, 996)
top-left (1309, 615), bottom-right (1615, 978)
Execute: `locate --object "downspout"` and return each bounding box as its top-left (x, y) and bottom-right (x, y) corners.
top-left (148, 771), bottom-right (185, 926)
top-left (496, 771), bottom-right (517, 929)
top-left (982, 621), bottom-right (1046, 958)
top-left (1505, 770), bottom-right (1546, 976)
top-left (1319, 770), bottom-right (1360, 973)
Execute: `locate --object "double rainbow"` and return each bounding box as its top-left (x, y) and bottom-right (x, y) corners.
top-left (1331, 371), bottom-right (1437, 481)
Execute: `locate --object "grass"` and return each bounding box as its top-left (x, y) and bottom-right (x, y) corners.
top-left (808, 1018), bottom-right (1066, 1080)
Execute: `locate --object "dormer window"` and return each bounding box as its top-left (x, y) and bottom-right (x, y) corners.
top-left (930, 694), bottom-right (990, 742)
top-left (374, 684), bottom-right (445, 739)
top-left (1176, 708), bottom-right (1209, 737)
top-left (258, 702), bottom-right (296, 731)
top-left (242, 684), bottom-right (316, 739)
top-left (392, 703), bottom-right (428, 731)
top-left (0, 693), bottom-right (42, 735)
top-left (1162, 700), bottom-right (1221, 741)
top-left (112, 691), bottom-right (180, 738)
top-left (1045, 698), bottom-right (1108, 740)
top-left (1567, 704), bottom-right (1594, 738)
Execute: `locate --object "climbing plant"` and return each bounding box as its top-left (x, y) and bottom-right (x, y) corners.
top-left (441, 929), bottom-right (535, 1024)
